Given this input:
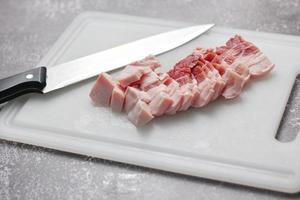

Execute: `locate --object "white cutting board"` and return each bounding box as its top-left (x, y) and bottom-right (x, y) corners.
top-left (1, 12), bottom-right (300, 193)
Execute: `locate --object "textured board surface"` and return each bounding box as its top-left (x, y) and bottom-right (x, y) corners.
top-left (1, 12), bottom-right (300, 193)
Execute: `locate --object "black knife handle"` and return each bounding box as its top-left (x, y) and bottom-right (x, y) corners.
top-left (0, 67), bottom-right (47, 104)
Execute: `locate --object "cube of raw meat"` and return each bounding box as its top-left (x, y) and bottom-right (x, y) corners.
top-left (149, 92), bottom-right (173, 116)
top-left (158, 73), bottom-right (171, 83)
top-left (130, 55), bottom-right (161, 70)
top-left (166, 79), bottom-right (180, 95)
top-left (89, 72), bottom-right (115, 106)
top-left (178, 83), bottom-right (195, 110)
top-left (161, 75), bottom-right (174, 85)
top-left (117, 66), bottom-right (151, 87)
top-left (165, 89), bottom-right (184, 115)
top-left (140, 71), bottom-right (161, 91)
top-left (198, 62), bottom-right (225, 101)
top-left (124, 87), bottom-right (152, 113)
top-left (110, 85), bottom-right (125, 112)
top-left (147, 84), bottom-right (169, 99)
top-left (127, 100), bottom-right (154, 126)
top-left (192, 79), bottom-right (214, 107)
top-left (191, 85), bottom-right (200, 106)
top-left (139, 91), bottom-right (152, 103)
top-left (124, 87), bottom-right (141, 113)
top-left (178, 90), bottom-right (193, 111)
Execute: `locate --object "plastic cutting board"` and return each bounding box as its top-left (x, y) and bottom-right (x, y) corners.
top-left (1, 12), bottom-right (300, 193)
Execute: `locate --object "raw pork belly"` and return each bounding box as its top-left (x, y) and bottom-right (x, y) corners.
top-left (89, 35), bottom-right (274, 126)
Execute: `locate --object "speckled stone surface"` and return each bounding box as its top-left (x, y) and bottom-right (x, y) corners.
top-left (1, 0), bottom-right (300, 199)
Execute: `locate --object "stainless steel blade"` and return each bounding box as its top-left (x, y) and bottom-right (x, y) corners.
top-left (43, 24), bottom-right (214, 93)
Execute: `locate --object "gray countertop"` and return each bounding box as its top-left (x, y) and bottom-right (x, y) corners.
top-left (1, 0), bottom-right (300, 199)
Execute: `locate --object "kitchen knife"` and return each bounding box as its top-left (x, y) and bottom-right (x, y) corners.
top-left (0, 24), bottom-right (214, 104)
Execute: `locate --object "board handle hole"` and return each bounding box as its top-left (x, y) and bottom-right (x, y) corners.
top-left (276, 74), bottom-right (300, 142)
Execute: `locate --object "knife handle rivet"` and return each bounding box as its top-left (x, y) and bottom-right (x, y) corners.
top-left (26, 74), bottom-right (34, 79)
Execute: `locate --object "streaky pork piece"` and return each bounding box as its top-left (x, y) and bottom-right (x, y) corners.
top-left (195, 48), bottom-right (251, 99)
top-left (246, 53), bottom-right (274, 77)
top-left (165, 79), bottom-right (180, 94)
top-left (147, 84), bottom-right (169, 99)
top-left (90, 35), bottom-right (274, 126)
top-left (190, 57), bottom-right (225, 100)
top-left (89, 72), bottom-right (115, 106)
top-left (124, 87), bottom-right (151, 113)
top-left (158, 73), bottom-right (171, 82)
top-left (140, 71), bottom-right (161, 91)
top-left (139, 91), bottom-right (152, 103)
top-left (117, 55), bottom-right (160, 88)
top-left (127, 100), bottom-right (154, 126)
top-left (191, 85), bottom-right (200, 106)
top-left (192, 78), bottom-right (214, 107)
top-left (110, 84), bottom-right (125, 112)
top-left (130, 55), bottom-right (161, 70)
top-left (178, 83), bottom-right (195, 111)
top-left (117, 65), bottom-right (151, 87)
top-left (179, 90), bottom-right (193, 111)
top-left (217, 35), bottom-right (274, 77)
top-left (148, 92), bottom-right (173, 116)
top-left (165, 89), bottom-right (183, 115)
top-left (164, 77), bottom-right (184, 115)
top-left (221, 69), bottom-right (246, 99)
top-left (169, 35), bottom-right (274, 100)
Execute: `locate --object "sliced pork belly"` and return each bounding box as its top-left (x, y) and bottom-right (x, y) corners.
top-left (191, 85), bottom-right (200, 106)
top-left (228, 62), bottom-right (250, 81)
top-left (124, 87), bottom-right (151, 112)
top-left (130, 55), bottom-right (161, 70)
top-left (140, 71), bottom-right (161, 91)
top-left (211, 79), bottom-right (225, 100)
top-left (117, 55), bottom-right (160, 88)
top-left (167, 52), bottom-right (203, 86)
top-left (192, 78), bottom-right (215, 107)
top-left (124, 87), bottom-right (139, 112)
top-left (110, 85), bottom-right (125, 112)
top-left (139, 91), bottom-right (151, 103)
top-left (221, 69), bottom-right (245, 99)
top-left (247, 53), bottom-right (274, 77)
top-left (164, 80), bottom-right (186, 114)
top-left (192, 58), bottom-right (225, 100)
top-left (178, 83), bottom-right (194, 111)
top-left (169, 35), bottom-right (274, 100)
top-left (90, 35), bottom-right (274, 126)
top-left (89, 72), bottom-right (115, 106)
top-left (165, 89), bottom-right (183, 115)
top-left (158, 73), bottom-right (171, 83)
top-left (148, 92), bottom-right (173, 116)
top-left (218, 35), bottom-right (274, 77)
top-left (127, 100), bottom-right (153, 126)
top-left (166, 79), bottom-right (180, 94)
top-left (147, 84), bottom-right (169, 99)
top-left (117, 65), bottom-right (151, 87)
top-left (179, 90), bottom-right (193, 111)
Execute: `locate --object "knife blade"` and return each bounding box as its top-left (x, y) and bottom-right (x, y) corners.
top-left (0, 24), bottom-right (214, 104)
